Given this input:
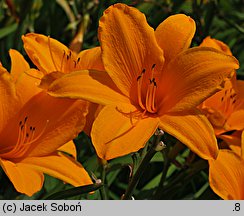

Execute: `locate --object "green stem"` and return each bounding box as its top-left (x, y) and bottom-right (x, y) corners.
top-left (153, 151), bottom-right (169, 199)
top-left (44, 183), bottom-right (102, 200)
top-left (122, 132), bottom-right (164, 200)
top-left (99, 165), bottom-right (108, 200)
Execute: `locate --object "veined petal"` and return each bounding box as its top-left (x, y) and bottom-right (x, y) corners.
top-left (22, 33), bottom-right (69, 73)
top-left (0, 67), bottom-right (19, 134)
top-left (91, 105), bottom-right (159, 160)
top-left (20, 153), bottom-right (92, 187)
top-left (209, 150), bottom-right (244, 200)
top-left (158, 47), bottom-right (239, 113)
top-left (15, 91), bottom-right (88, 157)
top-left (58, 140), bottom-right (77, 159)
top-left (9, 49), bottom-right (30, 82)
top-left (0, 158), bottom-right (44, 196)
top-left (48, 70), bottom-right (130, 105)
top-left (77, 47), bottom-right (104, 71)
top-left (159, 109), bottom-right (218, 160)
top-left (99, 3), bottom-right (164, 98)
top-left (155, 14), bottom-right (196, 65)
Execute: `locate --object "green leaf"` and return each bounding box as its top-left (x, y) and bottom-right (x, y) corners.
top-left (43, 183), bottom-right (103, 200)
top-left (0, 23), bottom-right (18, 39)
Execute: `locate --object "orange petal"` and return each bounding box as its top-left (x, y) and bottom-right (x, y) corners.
top-left (48, 70), bottom-right (130, 105)
top-left (9, 49), bottom-right (43, 106)
top-left (9, 49), bottom-right (30, 82)
top-left (159, 109), bottom-right (218, 160)
top-left (236, 80), bottom-right (244, 100)
top-left (219, 132), bottom-right (242, 156)
top-left (58, 140), bottom-right (77, 159)
top-left (77, 47), bottom-right (104, 71)
top-left (99, 3), bottom-right (164, 97)
top-left (0, 67), bottom-right (19, 134)
top-left (15, 69), bottom-right (43, 105)
top-left (20, 153), bottom-right (92, 187)
top-left (83, 103), bottom-right (103, 136)
top-left (0, 158), bottom-right (44, 196)
top-left (16, 92), bottom-right (88, 157)
top-left (209, 150), bottom-right (244, 200)
top-left (91, 105), bottom-right (159, 160)
top-left (242, 131), bottom-right (244, 160)
top-left (22, 33), bottom-right (69, 73)
top-left (158, 47), bottom-right (239, 113)
top-left (227, 110), bottom-right (244, 131)
top-left (200, 36), bottom-right (232, 55)
top-left (155, 14), bottom-right (196, 65)
top-left (38, 71), bottom-right (64, 90)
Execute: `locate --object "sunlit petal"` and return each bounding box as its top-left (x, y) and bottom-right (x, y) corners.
top-left (209, 150), bottom-right (244, 200)
top-left (0, 158), bottom-right (44, 196)
top-left (159, 109), bottom-right (218, 160)
top-left (91, 105), bottom-right (159, 160)
top-left (99, 3), bottom-right (164, 98)
top-left (155, 14), bottom-right (195, 64)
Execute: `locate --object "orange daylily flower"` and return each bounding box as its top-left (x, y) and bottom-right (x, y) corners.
top-left (22, 33), bottom-right (104, 75)
top-left (209, 132), bottom-right (244, 199)
top-left (22, 33), bottom-right (105, 135)
top-left (47, 4), bottom-right (239, 160)
top-left (200, 37), bottom-right (244, 135)
top-left (0, 50), bottom-right (92, 196)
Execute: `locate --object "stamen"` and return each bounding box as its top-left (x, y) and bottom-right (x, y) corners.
top-left (137, 69), bottom-right (146, 110)
top-left (145, 78), bottom-right (157, 113)
top-left (116, 107), bottom-right (146, 127)
top-left (1, 119), bottom-right (49, 159)
top-left (48, 36), bottom-right (59, 71)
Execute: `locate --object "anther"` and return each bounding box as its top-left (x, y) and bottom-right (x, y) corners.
top-left (24, 116), bottom-right (28, 123)
top-left (152, 64), bottom-right (156, 69)
top-left (137, 75), bottom-right (141, 81)
top-left (77, 57), bottom-right (80, 63)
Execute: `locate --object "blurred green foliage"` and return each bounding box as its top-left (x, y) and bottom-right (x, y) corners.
top-left (0, 0), bottom-right (243, 200)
